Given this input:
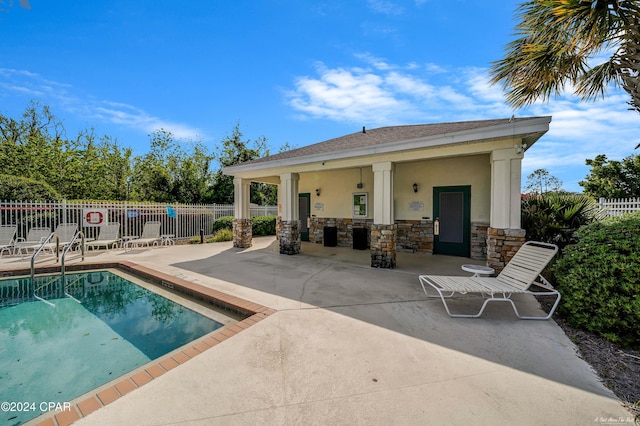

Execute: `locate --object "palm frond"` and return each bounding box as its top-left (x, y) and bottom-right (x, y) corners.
top-left (491, 0), bottom-right (635, 110)
top-left (577, 59), bottom-right (621, 100)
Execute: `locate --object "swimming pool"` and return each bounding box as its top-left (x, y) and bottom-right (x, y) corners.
top-left (0, 270), bottom-right (225, 425)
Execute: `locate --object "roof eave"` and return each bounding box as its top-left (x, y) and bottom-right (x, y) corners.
top-left (223, 116), bottom-right (551, 175)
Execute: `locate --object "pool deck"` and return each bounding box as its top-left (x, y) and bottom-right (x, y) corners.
top-left (2, 237), bottom-right (632, 425)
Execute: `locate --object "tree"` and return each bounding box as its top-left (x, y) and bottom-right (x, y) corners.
top-left (0, 102), bottom-right (284, 204)
top-left (210, 123), bottom-right (276, 205)
top-left (61, 131), bottom-right (133, 201)
top-left (171, 141), bottom-right (216, 203)
top-left (0, 103), bottom-right (134, 200)
top-left (579, 153), bottom-right (640, 198)
top-left (0, 102), bottom-right (65, 184)
top-left (491, 1), bottom-right (640, 115)
top-left (130, 129), bottom-right (215, 203)
top-left (0, 174), bottom-right (61, 201)
top-left (524, 168), bottom-right (563, 194)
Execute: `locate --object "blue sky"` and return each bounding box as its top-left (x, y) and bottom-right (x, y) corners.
top-left (1, 0), bottom-right (639, 192)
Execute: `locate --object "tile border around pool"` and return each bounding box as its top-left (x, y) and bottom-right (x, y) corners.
top-left (6, 261), bottom-right (277, 426)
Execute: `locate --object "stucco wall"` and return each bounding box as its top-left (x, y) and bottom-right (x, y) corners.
top-left (298, 167), bottom-right (375, 219)
top-left (394, 154), bottom-right (491, 222)
top-left (293, 154), bottom-right (490, 223)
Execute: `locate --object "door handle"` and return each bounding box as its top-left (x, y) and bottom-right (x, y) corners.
top-left (434, 218), bottom-right (439, 236)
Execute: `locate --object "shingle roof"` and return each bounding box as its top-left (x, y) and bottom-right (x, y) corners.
top-left (241, 117), bottom-right (535, 166)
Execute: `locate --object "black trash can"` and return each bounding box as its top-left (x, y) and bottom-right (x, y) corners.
top-left (324, 226), bottom-right (337, 247)
top-left (352, 227), bottom-right (368, 250)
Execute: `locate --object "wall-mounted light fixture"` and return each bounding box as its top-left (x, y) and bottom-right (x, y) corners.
top-left (514, 143), bottom-right (528, 154)
top-left (315, 188), bottom-right (321, 196)
top-left (413, 183), bottom-right (418, 193)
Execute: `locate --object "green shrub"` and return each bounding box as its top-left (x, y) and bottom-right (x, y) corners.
top-left (212, 216), bottom-right (234, 233)
top-left (211, 228), bottom-right (233, 242)
top-left (252, 215), bottom-right (276, 236)
top-left (552, 212), bottom-right (640, 348)
top-left (521, 193), bottom-right (604, 249)
top-left (0, 174), bottom-right (61, 201)
top-left (211, 215), bottom-right (277, 236)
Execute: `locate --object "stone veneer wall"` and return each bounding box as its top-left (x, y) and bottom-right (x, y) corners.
top-left (471, 222), bottom-right (489, 261)
top-left (395, 220), bottom-right (433, 254)
top-left (276, 216), bottom-right (282, 240)
top-left (308, 217), bottom-right (373, 247)
top-left (487, 227), bottom-right (526, 270)
top-left (279, 220), bottom-right (301, 255)
top-left (370, 224), bottom-right (397, 268)
top-left (309, 218), bottom-right (489, 260)
top-left (307, 217), bottom-right (491, 263)
top-left (233, 218), bottom-right (252, 248)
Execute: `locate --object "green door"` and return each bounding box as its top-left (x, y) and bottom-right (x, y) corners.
top-left (433, 186), bottom-right (471, 257)
top-left (299, 193), bottom-right (311, 241)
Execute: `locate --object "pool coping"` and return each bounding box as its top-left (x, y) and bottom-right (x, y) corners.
top-left (3, 261), bottom-right (276, 426)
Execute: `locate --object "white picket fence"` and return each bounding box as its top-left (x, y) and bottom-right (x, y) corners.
top-left (0, 200), bottom-right (277, 242)
top-left (598, 197), bottom-right (640, 217)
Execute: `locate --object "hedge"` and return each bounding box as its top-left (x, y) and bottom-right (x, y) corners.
top-left (211, 215), bottom-right (277, 236)
top-left (552, 212), bottom-right (640, 348)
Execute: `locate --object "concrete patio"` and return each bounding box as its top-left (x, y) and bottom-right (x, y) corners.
top-left (2, 236), bottom-right (631, 425)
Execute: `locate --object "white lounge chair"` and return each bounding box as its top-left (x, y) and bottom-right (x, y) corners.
top-left (124, 221), bottom-right (161, 249)
top-left (0, 225), bottom-right (17, 257)
top-left (48, 223), bottom-right (79, 251)
top-left (85, 222), bottom-right (121, 250)
top-left (14, 227), bottom-right (55, 256)
top-left (419, 241), bottom-right (560, 320)
top-left (18, 223), bottom-right (79, 256)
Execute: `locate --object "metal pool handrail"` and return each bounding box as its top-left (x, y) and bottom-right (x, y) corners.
top-left (33, 275), bottom-right (59, 307)
top-left (29, 230), bottom-right (85, 305)
top-left (30, 232), bottom-right (57, 285)
top-left (60, 230), bottom-right (85, 297)
top-left (30, 232), bottom-right (58, 306)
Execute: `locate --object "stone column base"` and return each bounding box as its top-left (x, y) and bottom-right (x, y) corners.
top-left (276, 216), bottom-right (282, 240)
top-left (370, 224), bottom-right (397, 268)
top-left (487, 227), bottom-right (526, 270)
top-left (280, 220), bottom-right (301, 255)
top-left (471, 222), bottom-right (489, 260)
top-left (233, 218), bottom-right (252, 248)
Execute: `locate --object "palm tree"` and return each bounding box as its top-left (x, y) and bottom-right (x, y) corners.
top-left (491, 1), bottom-right (640, 115)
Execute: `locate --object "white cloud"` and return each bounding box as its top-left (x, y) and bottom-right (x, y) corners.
top-left (354, 53), bottom-right (394, 71)
top-left (288, 64), bottom-right (414, 125)
top-left (287, 59), bottom-right (484, 124)
top-left (0, 68), bottom-right (202, 140)
top-left (366, 0), bottom-right (404, 15)
top-left (92, 102), bottom-right (201, 139)
top-left (385, 71), bottom-right (435, 98)
top-left (465, 68), bottom-right (505, 103)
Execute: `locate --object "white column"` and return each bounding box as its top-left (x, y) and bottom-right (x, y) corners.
top-left (372, 162), bottom-right (394, 225)
top-left (280, 173), bottom-right (300, 221)
top-left (490, 148), bottom-right (523, 229)
top-left (233, 177), bottom-right (251, 219)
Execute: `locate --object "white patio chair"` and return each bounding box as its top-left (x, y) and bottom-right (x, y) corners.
top-left (0, 224), bottom-right (17, 257)
top-left (47, 223), bottom-right (79, 251)
top-left (85, 222), bottom-right (121, 250)
top-left (419, 241), bottom-right (560, 320)
top-left (18, 223), bottom-right (80, 256)
top-left (14, 227), bottom-right (55, 256)
top-left (124, 221), bottom-right (162, 249)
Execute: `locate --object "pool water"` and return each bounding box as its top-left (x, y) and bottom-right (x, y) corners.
top-left (0, 271), bottom-right (223, 425)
